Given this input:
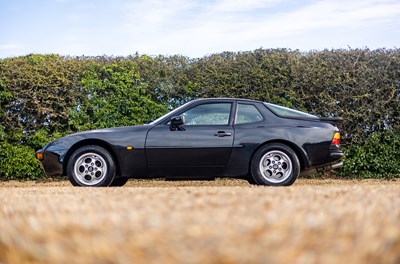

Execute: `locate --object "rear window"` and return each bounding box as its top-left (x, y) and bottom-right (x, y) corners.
top-left (264, 103), bottom-right (317, 119)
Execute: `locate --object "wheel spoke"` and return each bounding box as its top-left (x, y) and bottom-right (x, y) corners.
top-left (74, 153), bottom-right (108, 186)
top-left (259, 150), bottom-right (293, 183)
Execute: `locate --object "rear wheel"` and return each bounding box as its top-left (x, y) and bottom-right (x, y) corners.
top-left (67, 145), bottom-right (115, 187)
top-left (251, 143), bottom-right (300, 186)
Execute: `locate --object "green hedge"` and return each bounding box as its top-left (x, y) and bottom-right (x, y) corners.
top-left (69, 61), bottom-right (167, 131)
top-left (0, 55), bottom-right (167, 179)
top-left (0, 142), bottom-right (42, 180)
top-left (0, 49), bottom-right (399, 180)
top-left (341, 132), bottom-right (400, 179)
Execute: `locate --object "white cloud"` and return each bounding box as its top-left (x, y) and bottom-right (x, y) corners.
top-left (0, 43), bottom-right (21, 50)
top-left (285, 0), bottom-right (400, 30)
top-left (209, 0), bottom-right (287, 13)
top-left (110, 0), bottom-right (399, 56)
top-left (0, 43), bottom-right (27, 58)
top-left (1, 0), bottom-right (399, 58)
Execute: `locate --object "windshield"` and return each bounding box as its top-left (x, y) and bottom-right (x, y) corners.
top-left (264, 103), bottom-right (317, 119)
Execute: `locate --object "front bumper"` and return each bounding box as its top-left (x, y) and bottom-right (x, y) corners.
top-left (35, 150), bottom-right (64, 176)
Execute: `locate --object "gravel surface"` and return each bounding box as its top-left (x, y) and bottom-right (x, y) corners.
top-left (0, 178), bottom-right (399, 264)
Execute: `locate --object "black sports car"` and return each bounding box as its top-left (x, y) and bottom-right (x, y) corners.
top-left (36, 98), bottom-right (343, 186)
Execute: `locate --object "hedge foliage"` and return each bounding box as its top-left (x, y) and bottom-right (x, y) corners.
top-left (0, 49), bottom-right (399, 179)
top-left (69, 61), bottom-right (167, 131)
top-left (341, 132), bottom-right (400, 179)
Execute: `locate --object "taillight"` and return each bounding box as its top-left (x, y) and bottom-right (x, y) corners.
top-left (332, 132), bottom-right (340, 145)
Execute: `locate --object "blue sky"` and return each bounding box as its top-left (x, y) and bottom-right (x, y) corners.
top-left (1, 0), bottom-right (399, 58)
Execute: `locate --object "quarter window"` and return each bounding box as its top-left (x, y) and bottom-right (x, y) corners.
top-left (236, 103), bottom-right (263, 124)
top-left (182, 103), bottom-right (231, 125)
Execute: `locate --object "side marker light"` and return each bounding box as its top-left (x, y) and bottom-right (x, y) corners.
top-left (36, 152), bottom-right (44, 160)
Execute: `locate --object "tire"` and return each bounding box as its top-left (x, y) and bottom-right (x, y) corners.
top-left (109, 177), bottom-right (129, 187)
top-left (251, 143), bottom-right (300, 186)
top-left (67, 145), bottom-right (116, 187)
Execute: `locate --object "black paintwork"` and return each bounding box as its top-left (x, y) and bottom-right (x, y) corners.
top-left (36, 98), bottom-right (343, 179)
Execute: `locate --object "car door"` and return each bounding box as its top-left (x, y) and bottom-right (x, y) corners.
top-left (145, 102), bottom-right (234, 177)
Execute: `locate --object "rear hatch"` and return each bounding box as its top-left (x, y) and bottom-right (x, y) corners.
top-left (264, 103), bottom-right (342, 125)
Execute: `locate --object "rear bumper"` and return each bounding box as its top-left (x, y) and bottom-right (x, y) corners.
top-left (300, 143), bottom-right (344, 176)
top-left (300, 160), bottom-right (344, 177)
top-left (327, 144), bottom-right (344, 162)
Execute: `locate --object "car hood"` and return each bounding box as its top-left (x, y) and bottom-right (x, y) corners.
top-left (43, 125), bottom-right (152, 150)
top-left (71, 125), bottom-right (151, 136)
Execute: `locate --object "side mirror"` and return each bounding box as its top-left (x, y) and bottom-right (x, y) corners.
top-left (170, 116), bottom-right (185, 131)
top-left (171, 115), bottom-right (185, 126)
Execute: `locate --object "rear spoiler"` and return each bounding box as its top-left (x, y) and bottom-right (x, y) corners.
top-left (318, 117), bottom-right (343, 125)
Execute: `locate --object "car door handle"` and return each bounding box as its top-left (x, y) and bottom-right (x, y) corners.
top-left (214, 131), bottom-right (232, 137)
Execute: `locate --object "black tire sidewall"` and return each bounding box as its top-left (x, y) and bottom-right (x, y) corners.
top-left (109, 177), bottom-right (129, 187)
top-left (67, 145), bottom-right (116, 187)
top-left (251, 143), bottom-right (300, 186)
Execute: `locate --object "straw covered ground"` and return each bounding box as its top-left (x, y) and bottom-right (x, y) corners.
top-left (0, 178), bottom-right (399, 264)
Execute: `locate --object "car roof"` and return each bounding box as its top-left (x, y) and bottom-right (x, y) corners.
top-left (191, 98), bottom-right (264, 104)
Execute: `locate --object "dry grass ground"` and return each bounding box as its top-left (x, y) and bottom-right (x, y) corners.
top-left (0, 178), bottom-right (399, 264)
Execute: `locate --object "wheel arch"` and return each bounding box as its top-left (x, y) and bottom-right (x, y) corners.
top-left (249, 140), bottom-right (309, 173)
top-left (62, 139), bottom-right (121, 176)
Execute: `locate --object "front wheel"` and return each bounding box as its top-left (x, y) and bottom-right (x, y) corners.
top-left (251, 143), bottom-right (300, 186)
top-left (67, 145), bottom-right (116, 187)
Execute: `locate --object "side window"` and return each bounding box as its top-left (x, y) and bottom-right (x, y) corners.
top-left (182, 103), bottom-right (231, 125)
top-left (236, 103), bottom-right (263, 124)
